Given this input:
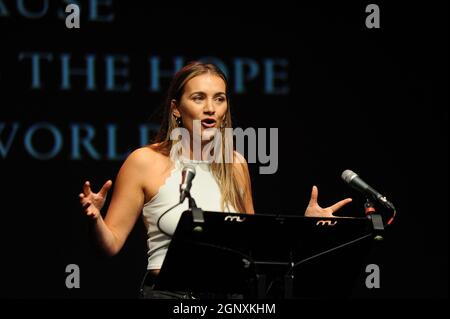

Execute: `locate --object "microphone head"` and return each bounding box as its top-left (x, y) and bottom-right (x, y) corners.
top-left (182, 164), bottom-right (196, 176)
top-left (180, 164), bottom-right (196, 191)
top-left (180, 164), bottom-right (196, 203)
top-left (341, 169), bottom-right (358, 184)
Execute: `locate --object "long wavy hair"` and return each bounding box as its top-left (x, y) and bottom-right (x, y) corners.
top-left (152, 61), bottom-right (245, 212)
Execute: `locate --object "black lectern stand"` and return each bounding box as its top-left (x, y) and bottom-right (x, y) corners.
top-left (155, 209), bottom-right (383, 298)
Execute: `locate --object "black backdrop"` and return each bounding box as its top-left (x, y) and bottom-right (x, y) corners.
top-left (0, 1), bottom-right (448, 299)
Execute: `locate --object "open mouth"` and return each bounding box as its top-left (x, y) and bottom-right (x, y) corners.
top-left (201, 118), bottom-right (217, 128)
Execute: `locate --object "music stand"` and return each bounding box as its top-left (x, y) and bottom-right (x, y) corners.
top-left (154, 209), bottom-right (383, 298)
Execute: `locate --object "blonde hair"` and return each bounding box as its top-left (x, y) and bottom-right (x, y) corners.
top-left (152, 61), bottom-right (246, 213)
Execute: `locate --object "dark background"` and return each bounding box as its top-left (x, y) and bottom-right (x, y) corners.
top-left (0, 1), bottom-right (447, 299)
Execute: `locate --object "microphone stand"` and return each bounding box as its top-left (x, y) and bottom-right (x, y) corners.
top-left (188, 195), bottom-right (197, 209)
top-left (364, 197), bottom-right (384, 240)
top-left (185, 191), bottom-right (204, 224)
top-left (364, 197), bottom-right (376, 216)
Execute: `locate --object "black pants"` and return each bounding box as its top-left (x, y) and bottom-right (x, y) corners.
top-left (139, 271), bottom-right (243, 299)
top-left (139, 271), bottom-right (193, 299)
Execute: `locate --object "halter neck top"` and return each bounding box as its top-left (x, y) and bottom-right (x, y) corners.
top-left (142, 156), bottom-right (236, 270)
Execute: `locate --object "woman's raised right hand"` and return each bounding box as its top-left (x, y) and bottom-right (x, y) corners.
top-left (79, 180), bottom-right (112, 220)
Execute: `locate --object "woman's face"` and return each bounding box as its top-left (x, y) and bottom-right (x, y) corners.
top-left (173, 73), bottom-right (228, 142)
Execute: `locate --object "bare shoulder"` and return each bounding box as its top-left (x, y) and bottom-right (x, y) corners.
top-left (123, 146), bottom-right (157, 167)
top-left (121, 145), bottom-right (170, 174)
top-left (233, 151), bottom-right (254, 214)
top-left (233, 151), bottom-right (249, 171)
top-left (233, 151), bottom-right (248, 165)
top-left (232, 151), bottom-right (250, 181)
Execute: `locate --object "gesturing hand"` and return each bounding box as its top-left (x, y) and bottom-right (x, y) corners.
top-left (305, 185), bottom-right (352, 218)
top-left (78, 180), bottom-right (112, 220)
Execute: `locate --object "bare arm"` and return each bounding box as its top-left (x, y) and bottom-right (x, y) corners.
top-left (79, 148), bottom-right (155, 256)
top-left (79, 180), bottom-right (116, 255)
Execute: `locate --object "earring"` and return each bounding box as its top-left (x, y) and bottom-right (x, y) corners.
top-left (176, 117), bottom-right (182, 127)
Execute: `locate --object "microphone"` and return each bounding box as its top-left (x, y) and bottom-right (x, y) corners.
top-left (179, 164), bottom-right (196, 204)
top-left (341, 169), bottom-right (395, 210)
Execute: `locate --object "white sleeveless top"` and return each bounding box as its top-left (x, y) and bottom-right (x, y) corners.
top-left (142, 157), bottom-right (237, 270)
